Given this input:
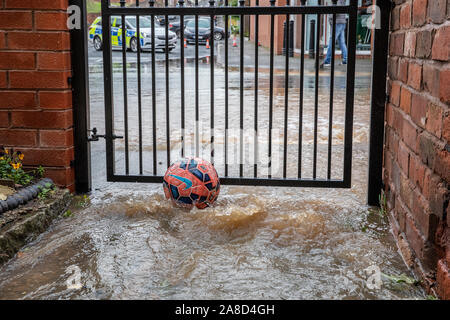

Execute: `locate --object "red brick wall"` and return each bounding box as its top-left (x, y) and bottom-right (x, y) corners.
top-left (385, 0), bottom-right (450, 299)
top-left (249, 0), bottom-right (287, 55)
top-left (0, 0), bottom-right (75, 191)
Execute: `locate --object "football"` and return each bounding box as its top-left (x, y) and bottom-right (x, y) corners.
top-left (163, 157), bottom-right (220, 209)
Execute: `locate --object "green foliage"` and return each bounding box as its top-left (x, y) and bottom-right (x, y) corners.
top-left (230, 24), bottom-right (240, 35)
top-left (37, 183), bottom-right (54, 201)
top-left (75, 194), bottom-right (91, 208)
top-left (87, 1), bottom-right (102, 14)
top-left (426, 295), bottom-right (437, 300)
top-left (63, 209), bottom-right (73, 218)
top-left (35, 166), bottom-right (45, 179)
top-left (0, 147), bottom-right (33, 186)
top-left (382, 273), bottom-right (420, 286)
top-left (378, 189), bottom-right (387, 217)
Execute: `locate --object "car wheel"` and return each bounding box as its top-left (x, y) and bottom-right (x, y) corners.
top-left (94, 36), bottom-right (103, 51)
top-left (130, 37), bottom-right (138, 53)
top-left (214, 32), bottom-right (223, 41)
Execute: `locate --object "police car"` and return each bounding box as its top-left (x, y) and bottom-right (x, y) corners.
top-left (89, 16), bottom-right (177, 52)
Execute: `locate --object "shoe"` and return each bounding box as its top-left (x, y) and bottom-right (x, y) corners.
top-left (320, 62), bottom-right (331, 69)
top-left (340, 61), bottom-right (347, 65)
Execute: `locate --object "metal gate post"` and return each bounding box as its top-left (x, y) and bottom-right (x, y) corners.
top-left (367, 0), bottom-right (392, 206)
top-left (70, 0), bottom-right (92, 193)
top-left (101, 0), bottom-right (115, 182)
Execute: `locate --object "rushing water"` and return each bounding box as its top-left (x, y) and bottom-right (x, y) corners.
top-left (0, 49), bottom-right (427, 299)
top-left (0, 184), bottom-right (427, 299)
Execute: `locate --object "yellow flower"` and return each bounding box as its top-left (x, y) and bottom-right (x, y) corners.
top-left (18, 154), bottom-right (24, 161)
top-left (0, 157), bottom-right (4, 161)
top-left (11, 162), bottom-right (21, 170)
top-left (5, 149), bottom-right (9, 154)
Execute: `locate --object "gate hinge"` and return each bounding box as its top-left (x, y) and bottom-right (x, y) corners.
top-left (88, 127), bottom-right (123, 142)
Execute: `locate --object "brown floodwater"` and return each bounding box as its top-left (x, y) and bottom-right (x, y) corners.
top-left (0, 60), bottom-right (427, 300)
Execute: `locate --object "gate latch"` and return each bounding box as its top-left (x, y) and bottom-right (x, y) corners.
top-left (88, 128), bottom-right (123, 142)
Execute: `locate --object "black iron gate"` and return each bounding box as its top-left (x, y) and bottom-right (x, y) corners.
top-left (71, 0), bottom-right (391, 202)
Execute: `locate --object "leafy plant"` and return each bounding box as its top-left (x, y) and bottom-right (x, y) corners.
top-left (75, 194), bottom-right (91, 208)
top-left (37, 183), bottom-right (54, 201)
top-left (230, 24), bottom-right (240, 36)
top-left (63, 209), bottom-right (73, 218)
top-left (0, 147), bottom-right (33, 186)
top-left (382, 273), bottom-right (420, 286)
top-left (378, 189), bottom-right (387, 217)
top-left (35, 166), bottom-right (45, 179)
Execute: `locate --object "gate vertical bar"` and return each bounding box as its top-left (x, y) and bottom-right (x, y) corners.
top-left (239, 0), bottom-right (245, 177)
top-left (283, 2), bottom-right (290, 179)
top-left (268, 0), bottom-right (275, 179)
top-left (101, 0), bottom-right (115, 181)
top-left (210, 0), bottom-right (215, 165)
top-left (313, 10), bottom-right (320, 179)
top-left (298, 0), bottom-right (306, 179)
top-left (327, 7), bottom-right (337, 180)
top-left (120, 0), bottom-right (130, 175)
top-left (136, 0), bottom-right (143, 175)
top-left (180, 0), bottom-right (185, 158)
top-left (165, 0), bottom-right (170, 167)
top-left (297, 1), bottom-right (306, 179)
top-left (224, 0), bottom-right (229, 177)
top-left (368, 0), bottom-right (392, 205)
top-left (254, 0), bottom-right (259, 178)
top-left (343, 0), bottom-right (358, 187)
top-left (195, 0), bottom-right (200, 157)
top-left (150, 0), bottom-right (157, 174)
top-left (70, 0), bottom-right (91, 192)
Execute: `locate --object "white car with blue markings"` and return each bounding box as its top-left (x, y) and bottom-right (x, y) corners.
top-left (89, 16), bottom-right (177, 52)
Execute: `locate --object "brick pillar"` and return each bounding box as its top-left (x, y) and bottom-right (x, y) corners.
top-left (0, 0), bottom-right (75, 191)
top-left (384, 0), bottom-right (449, 299)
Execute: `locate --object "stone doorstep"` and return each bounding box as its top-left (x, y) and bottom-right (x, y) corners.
top-left (0, 188), bottom-right (72, 266)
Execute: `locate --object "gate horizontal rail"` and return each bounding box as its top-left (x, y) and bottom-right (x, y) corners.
top-left (100, 0), bottom-right (358, 188)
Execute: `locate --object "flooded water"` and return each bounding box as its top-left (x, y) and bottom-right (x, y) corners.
top-left (0, 47), bottom-right (427, 299)
top-left (0, 184), bottom-right (427, 299)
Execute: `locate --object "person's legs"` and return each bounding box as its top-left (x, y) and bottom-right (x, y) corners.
top-left (336, 23), bottom-right (348, 63)
top-left (323, 30), bottom-right (334, 65)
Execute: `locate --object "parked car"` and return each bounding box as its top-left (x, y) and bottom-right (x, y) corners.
top-left (89, 16), bottom-right (177, 53)
top-left (168, 17), bottom-right (193, 38)
top-left (157, 15), bottom-right (178, 26)
top-left (184, 18), bottom-right (227, 44)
